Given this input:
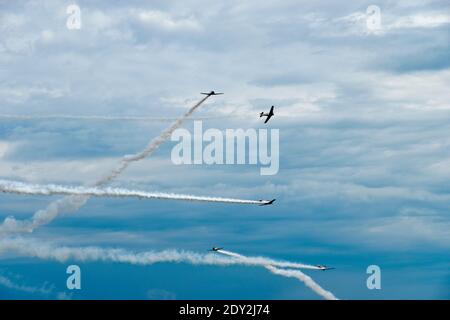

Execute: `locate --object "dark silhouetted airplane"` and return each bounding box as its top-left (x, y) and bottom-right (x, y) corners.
top-left (201, 91), bottom-right (224, 96)
top-left (317, 265), bottom-right (335, 271)
top-left (260, 105), bottom-right (274, 123)
top-left (259, 199), bottom-right (276, 206)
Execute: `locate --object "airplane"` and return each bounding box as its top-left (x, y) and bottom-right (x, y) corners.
top-left (259, 199), bottom-right (276, 206)
top-left (316, 265), bottom-right (335, 271)
top-left (201, 91), bottom-right (224, 96)
top-left (210, 247), bottom-right (223, 252)
top-left (260, 105), bottom-right (274, 123)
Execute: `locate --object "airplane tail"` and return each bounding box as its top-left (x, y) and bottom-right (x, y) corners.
top-left (260, 112), bottom-right (264, 117)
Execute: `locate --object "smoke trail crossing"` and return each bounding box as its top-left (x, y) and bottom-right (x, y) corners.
top-left (0, 179), bottom-right (269, 206)
top-left (0, 237), bottom-right (321, 271)
top-left (216, 249), bottom-right (321, 270)
top-left (216, 249), bottom-right (338, 300)
top-left (96, 95), bottom-right (210, 186)
top-left (265, 265), bottom-right (338, 300)
top-left (0, 95), bottom-right (212, 235)
top-left (0, 238), bottom-right (337, 299)
top-left (0, 238), bottom-right (337, 300)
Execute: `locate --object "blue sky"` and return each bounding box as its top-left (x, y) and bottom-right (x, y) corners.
top-left (0, 0), bottom-right (449, 299)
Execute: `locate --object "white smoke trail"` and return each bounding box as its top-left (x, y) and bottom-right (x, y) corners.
top-left (0, 95), bottom-right (212, 235)
top-left (217, 249), bottom-right (338, 300)
top-left (265, 266), bottom-right (338, 300)
top-left (96, 95), bottom-right (211, 186)
top-left (0, 114), bottom-right (231, 122)
top-left (0, 179), bottom-right (269, 205)
top-left (217, 249), bottom-right (321, 270)
top-left (0, 273), bottom-right (53, 295)
top-left (0, 195), bottom-right (89, 234)
top-left (0, 271), bottom-right (71, 299)
top-left (0, 237), bottom-right (318, 271)
top-left (0, 238), bottom-right (337, 299)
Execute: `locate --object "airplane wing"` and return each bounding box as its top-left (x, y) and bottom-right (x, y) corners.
top-left (264, 114), bottom-right (272, 123)
top-left (259, 199), bottom-right (275, 205)
top-left (269, 106), bottom-right (274, 115)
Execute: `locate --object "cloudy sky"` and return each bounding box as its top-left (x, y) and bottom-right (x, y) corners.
top-left (0, 0), bottom-right (449, 299)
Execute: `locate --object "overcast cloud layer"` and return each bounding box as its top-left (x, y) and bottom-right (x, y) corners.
top-left (0, 0), bottom-right (449, 299)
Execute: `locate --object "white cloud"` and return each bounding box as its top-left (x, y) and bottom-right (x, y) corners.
top-left (40, 29), bottom-right (55, 42)
top-left (365, 215), bottom-right (450, 248)
top-left (389, 13), bottom-right (450, 29)
top-left (0, 141), bottom-right (15, 159)
top-left (371, 70), bottom-right (450, 110)
top-left (0, 84), bottom-right (68, 104)
top-left (0, 0), bottom-right (449, 258)
top-left (318, 11), bottom-right (450, 37)
top-left (134, 10), bottom-right (201, 32)
top-left (147, 289), bottom-right (176, 300)
top-left (0, 157), bottom-right (124, 184)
